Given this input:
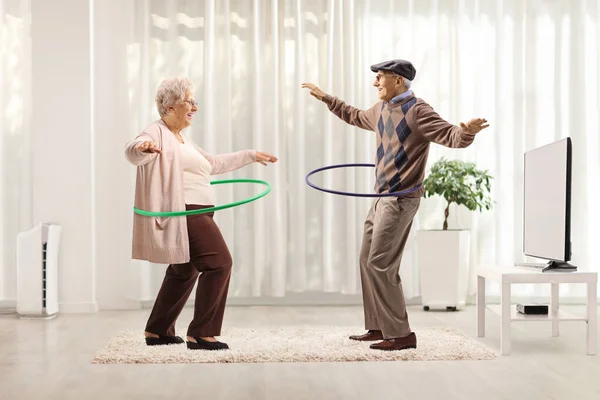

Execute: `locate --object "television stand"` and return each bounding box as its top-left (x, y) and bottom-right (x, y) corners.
top-left (541, 261), bottom-right (577, 272)
top-left (514, 261), bottom-right (577, 272)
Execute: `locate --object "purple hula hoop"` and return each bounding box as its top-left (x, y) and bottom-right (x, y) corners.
top-left (305, 163), bottom-right (423, 198)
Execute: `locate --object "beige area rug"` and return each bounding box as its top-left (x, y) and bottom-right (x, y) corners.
top-left (92, 326), bottom-right (498, 364)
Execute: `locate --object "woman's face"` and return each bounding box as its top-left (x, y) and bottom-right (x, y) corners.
top-left (170, 91), bottom-right (198, 129)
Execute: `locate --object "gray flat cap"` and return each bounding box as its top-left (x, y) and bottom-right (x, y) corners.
top-left (370, 59), bottom-right (416, 80)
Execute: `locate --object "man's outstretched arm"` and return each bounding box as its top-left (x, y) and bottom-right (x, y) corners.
top-left (302, 82), bottom-right (378, 131)
top-left (412, 102), bottom-right (489, 148)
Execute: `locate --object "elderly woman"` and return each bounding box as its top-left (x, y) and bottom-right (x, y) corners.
top-left (124, 77), bottom-right (277, 350)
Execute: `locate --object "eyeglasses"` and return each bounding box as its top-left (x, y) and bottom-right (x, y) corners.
top-left (183, 99), bottom-right (198, 107)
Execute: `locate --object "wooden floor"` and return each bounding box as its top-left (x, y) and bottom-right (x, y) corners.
top-left (0, 304), bottom-right (599, 400)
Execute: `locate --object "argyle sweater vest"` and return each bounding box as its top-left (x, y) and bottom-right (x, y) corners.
top-left (375, 98), bottom-right (418, 193)
top-left (322, 91), bottom-right (477, 197)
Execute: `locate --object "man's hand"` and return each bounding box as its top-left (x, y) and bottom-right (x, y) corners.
top-left (135, 141), bottom-right (161, 154)
top-left (256, 151), bottom-right (278, 166)
top-left (460, 118), bottom-right (489, 135)
top-left (301, 83), bottom-right (327, 101)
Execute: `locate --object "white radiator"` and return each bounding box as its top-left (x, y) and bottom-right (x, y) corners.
top-left (16, 223), bottom-right (62, 319)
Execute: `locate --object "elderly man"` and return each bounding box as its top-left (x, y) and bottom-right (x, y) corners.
top-left (302, 59), bottom-right (488, 351)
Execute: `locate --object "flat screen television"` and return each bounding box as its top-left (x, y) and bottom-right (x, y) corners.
top-left (521, 137), bottom-right (576, 272)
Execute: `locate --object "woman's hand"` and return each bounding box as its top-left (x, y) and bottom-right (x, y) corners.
top-left (256, 151), bottom-right (278, 166)
top-left (135, 141), bottom-right (162, 154)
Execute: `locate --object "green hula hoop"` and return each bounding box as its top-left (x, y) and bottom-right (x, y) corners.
top-left (133, 178), bottom-right (271, 217)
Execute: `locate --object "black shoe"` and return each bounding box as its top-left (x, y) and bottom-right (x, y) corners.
top-left (186, 337), bottom-right (229, 350)
top-left (145, 335), bottom-right (185, 346)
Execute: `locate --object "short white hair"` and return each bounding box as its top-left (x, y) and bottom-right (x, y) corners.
top-left (155, 77), bottom-right (195, 117)
top-left (393, 72), bottom-right (412, 89)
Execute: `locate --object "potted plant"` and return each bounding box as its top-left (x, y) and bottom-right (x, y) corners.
top-left (416, 158), bottom-right (493, 311)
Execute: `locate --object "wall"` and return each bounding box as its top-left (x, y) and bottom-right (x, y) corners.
top-left (92, 0), bottom-right (147, 310)
top-left (3, 0), bottom-right (598, 312)
top-left (0, 0), bottom-right (32, 308)
top-left (29, 0), bottom-right (97, 312)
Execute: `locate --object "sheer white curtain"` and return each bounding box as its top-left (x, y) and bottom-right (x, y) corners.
top-left (0, 0), bottom-right (31, 304)
top-left (127, 0), bottom-right (371, 301)
top-left (122, 0), bottom-right (600, 303)
top-left (390, 0), bottom-right (600, 301)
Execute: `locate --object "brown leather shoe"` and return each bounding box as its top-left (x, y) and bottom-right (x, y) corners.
top-left (349, 330), bottom-right (383, 341)
top-left (369, 332), bottom-right (417, 351)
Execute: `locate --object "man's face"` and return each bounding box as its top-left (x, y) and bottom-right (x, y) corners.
top-left (373, 71), bottom-right (402, 102)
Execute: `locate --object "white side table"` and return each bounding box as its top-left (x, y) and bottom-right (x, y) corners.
top-left (476, 264), bottom-right (597, 356)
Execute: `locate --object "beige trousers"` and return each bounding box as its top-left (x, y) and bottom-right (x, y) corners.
top-left (359, 196), bottom-right (421, 339)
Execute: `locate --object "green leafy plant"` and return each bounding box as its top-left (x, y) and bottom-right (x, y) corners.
top-left (423, 158), bottom-right (493, 230)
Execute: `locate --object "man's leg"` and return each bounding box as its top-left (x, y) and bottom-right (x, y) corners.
top-left (360, 200), bottom-right (378, 329)
top-left (349, 199), bottom-right (384, 341)
top-left (366, 196), bottom-right (420, 344)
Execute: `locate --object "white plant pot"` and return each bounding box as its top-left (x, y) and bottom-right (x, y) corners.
top-left (416, 229), bottom-right (471, 311)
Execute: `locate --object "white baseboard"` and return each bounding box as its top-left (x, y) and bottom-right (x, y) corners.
top-left (226, 294), bottom-right (366, 306)
top-left (466, 294), bottom-right (600, 305)
top-left (0, 299), bottom-right (16, 315)
top-left (141, 294), bottom-right (422, 308)
top-left (140, 294), bottom-right (598, 308)
top-left (8, 294), bottom-right (597, 312)
top-left (1, 300), bottom-right (98, 314)
top-left (0, 299), bottom-right (16, 309)
top-left (58, 301), bottom-right (99, 313)
top-left (97, 300), bottom-right (144, 311)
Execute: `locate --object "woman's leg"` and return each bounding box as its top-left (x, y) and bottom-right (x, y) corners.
top-left (184, 206), bottom-right (233, 339)
top-left (144, 262), bottom-right (199, 337)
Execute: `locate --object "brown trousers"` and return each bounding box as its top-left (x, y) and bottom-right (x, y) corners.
top-left (359, 196), bottom-right (421, 339)
top-left (145, 205), bottom-right (232, 338)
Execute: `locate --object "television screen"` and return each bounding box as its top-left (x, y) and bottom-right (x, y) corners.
top-left (522, 137), bottom-right (572, 263)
